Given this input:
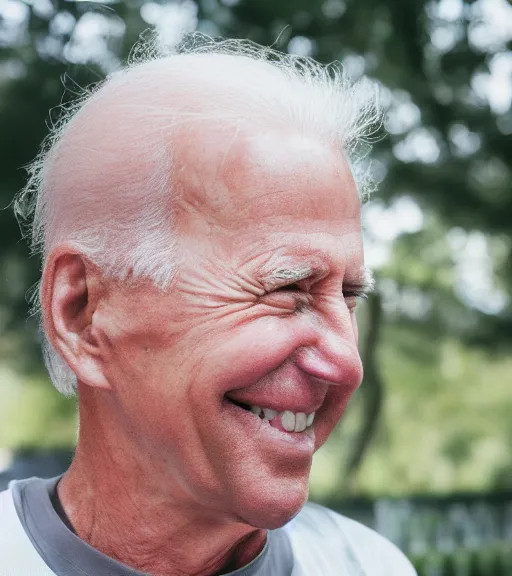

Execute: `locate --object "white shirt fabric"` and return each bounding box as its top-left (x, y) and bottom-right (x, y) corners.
top-left (0, 477), bottom-right (417, 576)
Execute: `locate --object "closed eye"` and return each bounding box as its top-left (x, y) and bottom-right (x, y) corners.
top-left (275, 284), bottom-right (370, 300)
top-left (275, 283), bottom-right (301, 292)
top-left (343, 288), bottom-right (369, 300)
top-left (257, 282), bottom-right (311, 314)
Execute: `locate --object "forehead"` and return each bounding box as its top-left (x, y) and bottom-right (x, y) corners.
top-left (173, 126), bottom-right (365, 285)
top-left (174, 125), bottom-right (361, 233)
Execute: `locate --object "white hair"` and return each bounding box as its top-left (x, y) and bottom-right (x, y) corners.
top-left (14, 32), bottom-right (381, 396)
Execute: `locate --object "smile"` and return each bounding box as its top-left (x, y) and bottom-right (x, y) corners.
top-left (224, 398), bottom-right (316, 455)
top-left (227, 399), bottom-right (315, 433)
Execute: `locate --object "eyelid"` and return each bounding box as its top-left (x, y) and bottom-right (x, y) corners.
top-left (274, 282), bottom-right (370, 300)
top-left (343, 287), bottom-right (369, 300)
top-left (275, 282), bottom-right (303, 292)
top-left (260, 283), bottom-right (313, 313)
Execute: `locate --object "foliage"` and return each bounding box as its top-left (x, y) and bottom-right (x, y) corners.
top-left (410, 544), bottom-right (512, 576)
top-left (0, 366), bottom-right (76, 448)
top-left (440, 554), bottom-right (457, 576)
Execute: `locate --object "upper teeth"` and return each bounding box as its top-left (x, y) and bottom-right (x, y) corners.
top-left (249, 406), bottom-right (315, 432)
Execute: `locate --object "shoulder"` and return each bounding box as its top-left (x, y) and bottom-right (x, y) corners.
top-left (283, 502), bottom-right (417, 576)
top-left (0, 483), bottom-right (56, 576)
top-left (0, 484), bottom-right (19, 538)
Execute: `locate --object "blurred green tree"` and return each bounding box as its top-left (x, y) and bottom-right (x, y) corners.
top-left (440, 554), bottom-right (458, 576)
top-left (467, 551), bottom-right (483, 576)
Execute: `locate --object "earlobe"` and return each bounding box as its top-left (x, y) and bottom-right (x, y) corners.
top-left (41, 249), bottom-right (111, 390)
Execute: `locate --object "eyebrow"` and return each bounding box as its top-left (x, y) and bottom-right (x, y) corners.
top-left (266, 264), bottom-right (376, 295)
top-left (267, 265), bottom-right (315, 284)
top-left (353, 267), bottom-right (376, 295)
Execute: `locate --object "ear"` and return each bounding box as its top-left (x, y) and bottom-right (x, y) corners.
top-left (41, 247), bottom-right (111, 390)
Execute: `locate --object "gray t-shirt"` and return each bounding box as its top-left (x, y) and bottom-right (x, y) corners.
top-left (10, 476), bottom-right (294, 576)
top-left (3, 476), bottom-right (418, 575)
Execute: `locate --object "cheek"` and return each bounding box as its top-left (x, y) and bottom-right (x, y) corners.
top-left (191, 315), bottom-right (318, 395)
top-left (99, 305), bottom-right (189, 410)
top-left (351, 313), bottom-right (359, 344)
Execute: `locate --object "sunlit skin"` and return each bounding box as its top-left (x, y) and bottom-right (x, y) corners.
top-left (42, 122), bottom-right (366, 575)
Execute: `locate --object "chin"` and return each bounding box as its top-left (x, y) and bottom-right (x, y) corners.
top-left (235, 477), bottom-right (310, 529)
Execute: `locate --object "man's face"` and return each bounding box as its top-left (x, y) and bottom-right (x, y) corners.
top-left (97, 127), bottom-right (365, 529)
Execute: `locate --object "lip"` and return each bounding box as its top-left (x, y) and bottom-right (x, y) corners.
top-left (223, 367), bottom-right (328, 419)
top-left (223, 398), bottom-right (315, 456)
top-left (224, 394), bottom-right (323, 415)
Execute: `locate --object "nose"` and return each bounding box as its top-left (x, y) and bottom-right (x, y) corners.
top-left (292, 306), bottom-right (363, 387)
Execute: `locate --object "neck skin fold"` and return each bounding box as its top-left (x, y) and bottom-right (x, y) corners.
top-left (57, 387), bottom-right (267, 576)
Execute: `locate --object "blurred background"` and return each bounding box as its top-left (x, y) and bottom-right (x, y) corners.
top-left (0, 0), bottom-right (511, 573)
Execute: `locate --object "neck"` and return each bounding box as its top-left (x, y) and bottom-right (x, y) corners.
top-left (58, 389), bottom-right (267, 576)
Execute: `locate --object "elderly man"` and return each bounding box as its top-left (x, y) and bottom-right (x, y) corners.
top-left (1, 36), bottom-right (416, 575)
